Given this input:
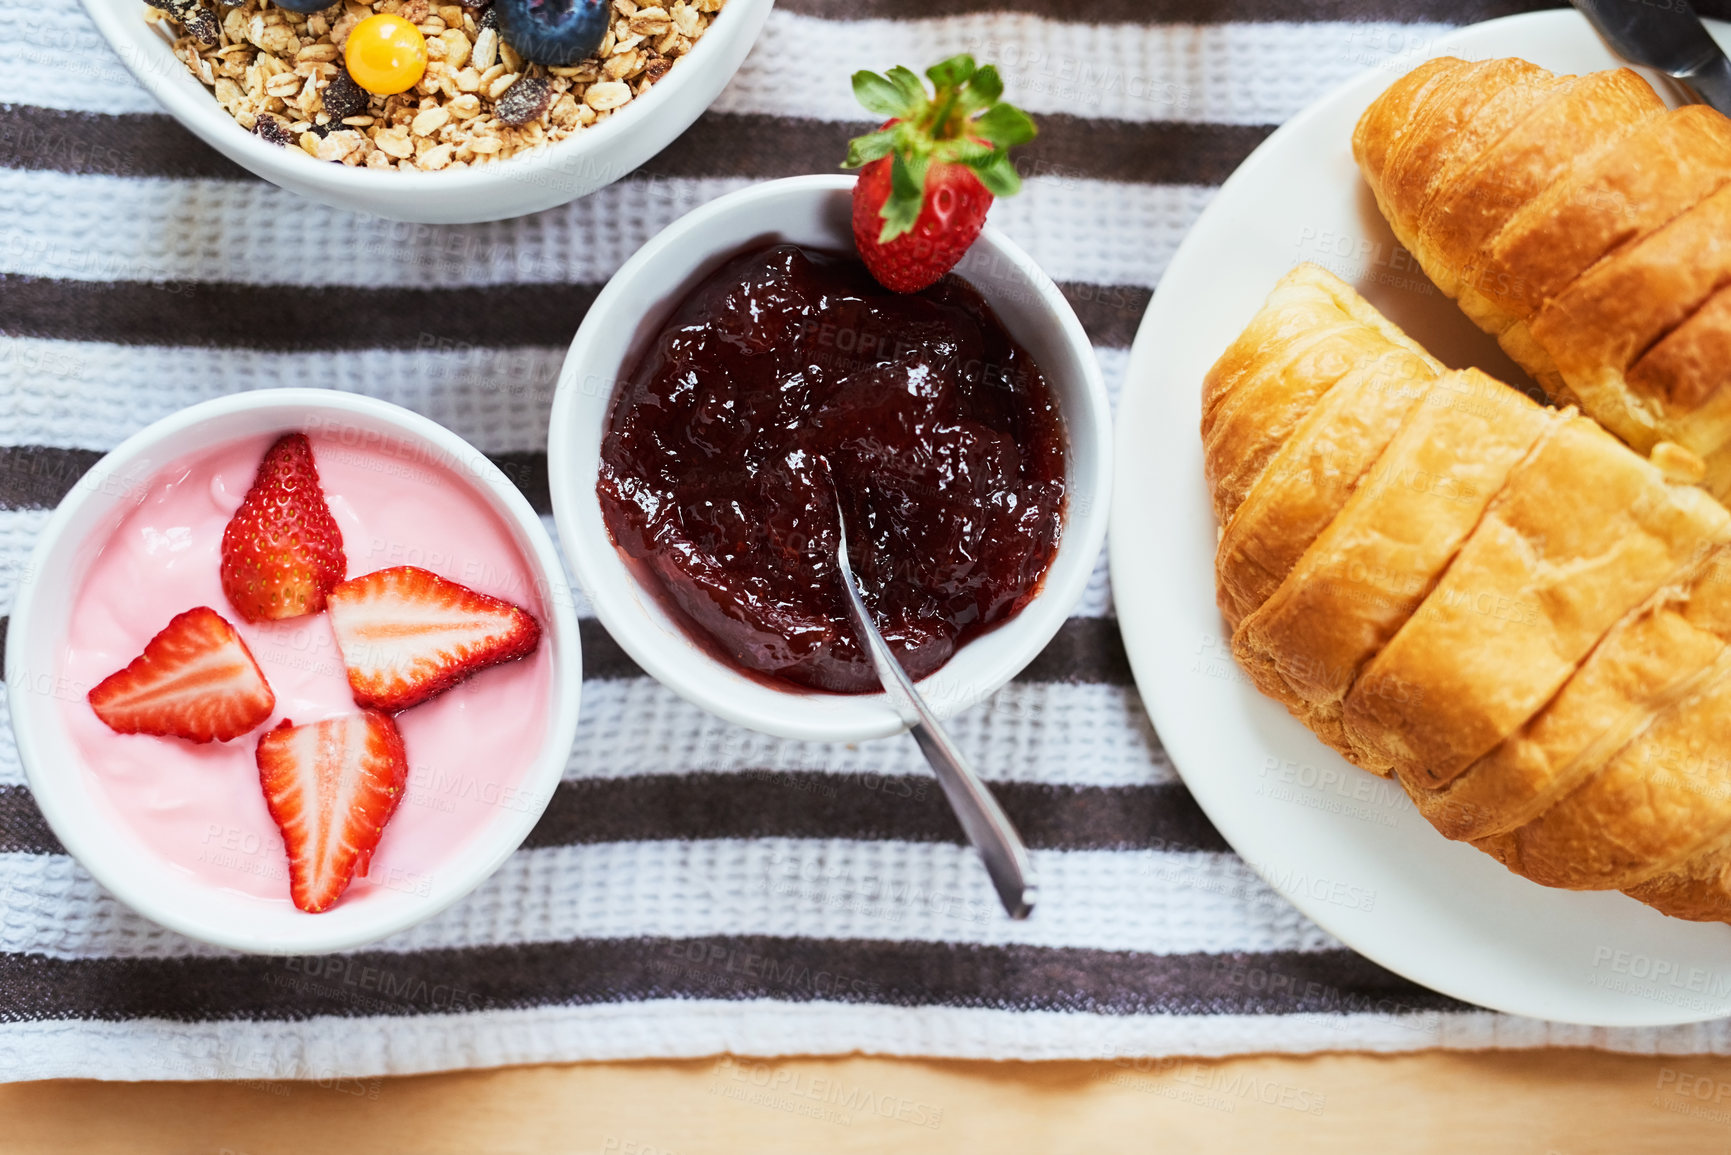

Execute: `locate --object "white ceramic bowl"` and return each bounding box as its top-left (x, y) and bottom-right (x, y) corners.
top-left (6, 390), bottom-right (582, 953)
top-left (548, 174), bottom-right (1112, 742)
top-left (81, 0), bottom-right (774, 223)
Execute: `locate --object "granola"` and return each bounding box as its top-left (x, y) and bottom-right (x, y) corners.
top-left (146, 0), bottom-right (722, 171)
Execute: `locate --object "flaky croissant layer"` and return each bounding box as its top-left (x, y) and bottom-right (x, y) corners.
top-left (1208, 264), bottom-right (1731, 925)
top-left (1354, 55), bottom-right (1731, 498)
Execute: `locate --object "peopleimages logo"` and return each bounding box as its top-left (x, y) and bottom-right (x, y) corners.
top-left (1587, 946), bottom-right (1731, 1006)
top-left (1090, 1056), bottom-right (1328, 1116)
top-left (709, 1058), bottom-right (943, 1130)
top-left (1254, 756), bottom-right (1407, 830)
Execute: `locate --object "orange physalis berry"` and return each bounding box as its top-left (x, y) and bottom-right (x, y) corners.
top-left (344, 14), bottom-right (428, 97)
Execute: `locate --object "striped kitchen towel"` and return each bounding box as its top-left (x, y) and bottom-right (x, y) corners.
top-left (3, 0), bottom-right (1731, 1082)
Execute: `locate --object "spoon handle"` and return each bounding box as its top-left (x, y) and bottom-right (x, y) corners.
top-left (831, 519), bottom-right (1039, 920)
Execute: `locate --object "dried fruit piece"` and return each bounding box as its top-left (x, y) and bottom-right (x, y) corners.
top-left (322, 69), bottom-right (370, 120)
top-left (252, 114), bottom-right (294, 146)
top-left (159, 0), bottom-right (219, 45)
top-left (494, 74), bottom-right (551, 126)
top-left (88, 607), bottom-right (275, 744)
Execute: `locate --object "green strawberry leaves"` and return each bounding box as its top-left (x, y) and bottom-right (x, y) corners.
top-left (881, 152), bottom-right (929, 240)
top-left (973, 102), bottom-right (1037, 149)
top-left (851, 71), bottom-right (913, 120)
top-left (843, 126), bottom-right (897, 169)
top-left (924, 55), bottom-right (976, 91)
top-left (843, 53), bottom-right (1038, 243)
top-left (971, 151), bottom-right (1022, 198)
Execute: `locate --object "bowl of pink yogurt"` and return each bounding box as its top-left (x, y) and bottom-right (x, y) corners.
top-left (6, 390), bottom-right (581, 954)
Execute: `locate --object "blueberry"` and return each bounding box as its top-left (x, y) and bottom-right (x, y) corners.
top-left (270, 0), bottom-right (339, 12)
top-left (496, 0), bottom-right (609, 67)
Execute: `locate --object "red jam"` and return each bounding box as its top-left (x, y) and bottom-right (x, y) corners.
top-left (597, 244), bottom-right (1067, 693)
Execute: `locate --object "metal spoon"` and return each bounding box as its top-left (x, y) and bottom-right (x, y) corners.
top-left (829, 498), bottom-right (1039, 920)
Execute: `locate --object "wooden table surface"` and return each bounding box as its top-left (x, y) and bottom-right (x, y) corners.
top-left (5, 1048), bottom-right (1730, 1153)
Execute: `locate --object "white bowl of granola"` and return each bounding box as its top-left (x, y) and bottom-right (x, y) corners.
top-left (82, 0), bottom-right (771, 223)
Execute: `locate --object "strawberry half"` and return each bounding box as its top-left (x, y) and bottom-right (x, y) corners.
top-left (842, 55), bottom-right (1037, 293)
top-left (256, 711), bottom-right (409, 913)
top-left (220, 433), bottom-right (346, 623)
top-left (87, 606), bottom-right (275, 744)
top-left (326, 566), bottom-right (542, 711)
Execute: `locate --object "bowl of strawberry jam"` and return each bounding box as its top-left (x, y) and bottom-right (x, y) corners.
top-left (549, 175), bottom-right (1112, 741)
top-left (6, 390), bottom-right (581, 954)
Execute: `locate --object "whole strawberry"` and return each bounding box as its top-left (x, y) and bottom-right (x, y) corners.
top-left (221, 433), bottom-right (346, 623)
top-left (843, 55), bottom-right (1036, 293)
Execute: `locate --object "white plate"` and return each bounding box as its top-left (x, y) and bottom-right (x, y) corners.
top-left (1110, 9), bottom-right (1731, 1026)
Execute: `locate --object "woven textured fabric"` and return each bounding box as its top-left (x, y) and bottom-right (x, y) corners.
top-left (4, 0), bottom-right (1731, 1082)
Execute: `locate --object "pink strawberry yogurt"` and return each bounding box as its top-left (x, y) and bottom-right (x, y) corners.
top-left (58, 430), bottom-right (555, 911)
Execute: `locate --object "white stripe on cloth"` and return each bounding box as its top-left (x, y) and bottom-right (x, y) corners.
top-left (0, 169), bottom-right (1211, 291)
top-left (0, 0), bottom-right (1454, 124)
top-left (563, 678), bottom-right (1163, 786)
top-left (0, 508), bottom-right (1109, 633)
top-left (0, 1001), bottom-right (1714, 1084)
top-left (0, 340), bottom-right (568, 455)
top-left (0, 842), bottom-right (1336, 959)
top-left (0, 339), bottom-right (1129, 455)
top-left (0, 677), bottom-right (1161, 792)
top-left (0, 508), bottom-right (50, 617)
top-left (717, 13), bottom-right (1457, 126)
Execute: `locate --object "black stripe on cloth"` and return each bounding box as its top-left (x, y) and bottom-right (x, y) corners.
top-left (0, 940), bottom-right (1469, 1020)
top-left (0, 613), bottom-right (1128, 688)
top-left (1017, 615), bottom-right (1132, 685)
top-left (640, 114), bottom-right (1274, 187)
top-left (0, 445), bottom-right (102, 510)
top-left (0, 106), bottom-right (248, 181)
top-left (526, 775), bottom-right (1223, 852)
top-left (0, 275), bottom-right (598, 350)
top-left (0, 104), bottom-right (1270, 188)
top-left (0, 443), bottom-right (1142, 557)
top-left (0, 774), bottom-right (1219, 857)
top-left (0, 447), bottom-right (552, 516)
top-left (0, 785), bottom-right (57, 856)
top-left (0, 273), bottom-right (1145, 349)
top-left (576, 618), bottom-right (642, 679)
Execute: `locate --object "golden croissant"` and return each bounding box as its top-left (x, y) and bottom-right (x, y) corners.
top-left (1354, 55), bottom-right (1731, 496)
top-left (1207, 263), bottom-right (1731, 924)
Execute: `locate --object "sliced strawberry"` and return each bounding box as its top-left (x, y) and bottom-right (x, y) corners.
top-left (326, 566), bottom-right (542, 711)
top-left (87, 606), bottom-right (275, 744)
top-left (256, 711), bottom-right (409, 913)
top-left (221, 432), bottom-right (346, 623)
top-left (842, 55), bottom-right (1037, 293)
